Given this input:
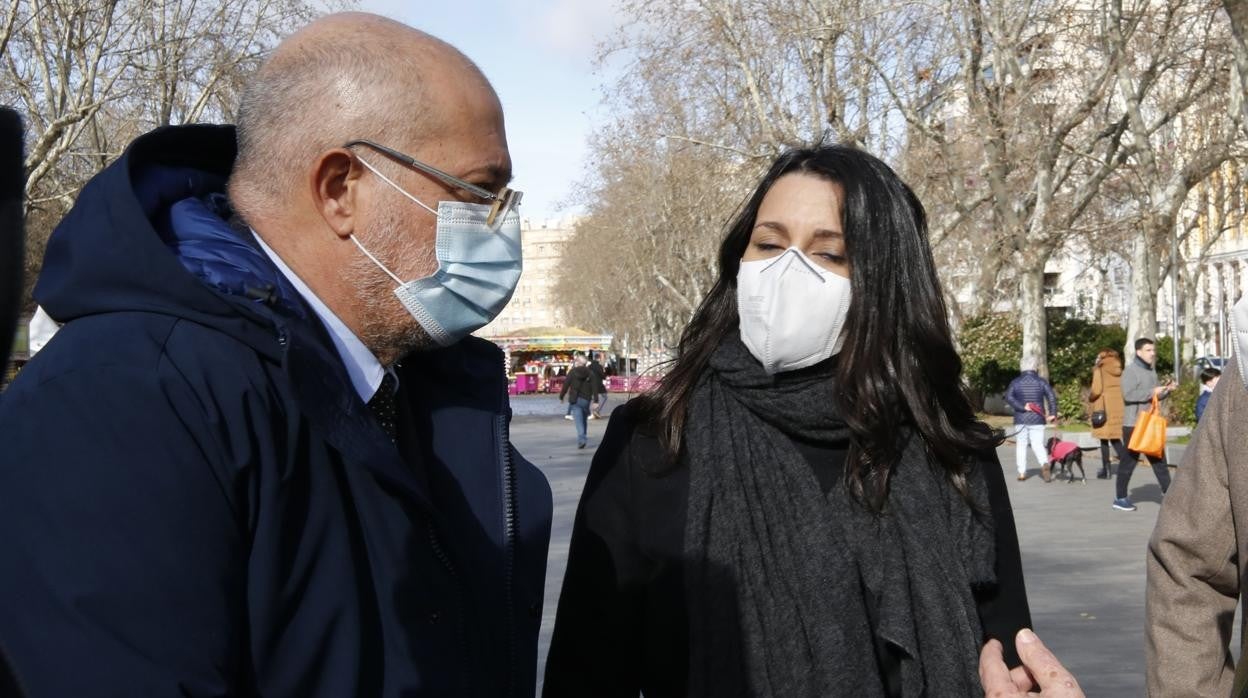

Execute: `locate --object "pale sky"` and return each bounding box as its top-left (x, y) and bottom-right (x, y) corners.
top-left (357, 0), bottom-right (627, 223)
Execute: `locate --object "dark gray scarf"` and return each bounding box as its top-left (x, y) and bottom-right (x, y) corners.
top-left (684, 335), bottom-right (996, 697)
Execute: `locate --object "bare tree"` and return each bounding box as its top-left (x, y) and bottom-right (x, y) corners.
top-left (570, 0), bottom-right (1241, 369)
top-left (0, 0), bottom-right (337, 310)
top-left (562, 0), bottom-right (905, 351)
top-left (1105, 0), bottom-right (1243, 359)
top-left (882, 0), bottom-right (1136, 377)
top-left (1226, 0), bottom-right (1248, 128)
top-left (1175, 165), bottom-right (1245, 363)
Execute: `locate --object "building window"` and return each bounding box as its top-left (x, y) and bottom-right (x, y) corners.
top-left (1043, 273), bottom-right (1060, 298)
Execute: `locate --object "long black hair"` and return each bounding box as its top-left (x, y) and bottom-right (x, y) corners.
top-left (636, 144), bottom-right (997, 508)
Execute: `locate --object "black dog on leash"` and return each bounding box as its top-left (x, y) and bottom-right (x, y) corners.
top-left (1043, 436), bottom-right (1099, 483)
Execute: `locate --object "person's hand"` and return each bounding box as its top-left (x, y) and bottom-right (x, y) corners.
top-left (1045, 414), bottom-right (1057, 424)
top-left (1152, 385), bottom-right (1169, 396)
top-left (1025, 402), bottom-right (1037, 412)
top-left (979, 629), bottom-right (1084, 697)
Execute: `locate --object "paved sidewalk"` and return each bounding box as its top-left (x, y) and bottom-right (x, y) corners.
top-left (511, 403), bottom-right (1219, 696)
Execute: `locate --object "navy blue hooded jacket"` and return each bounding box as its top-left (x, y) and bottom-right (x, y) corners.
top-left (1004, 371), bottom-right (1058, 426)
top-left (0, 125), bottom-right (553, 697)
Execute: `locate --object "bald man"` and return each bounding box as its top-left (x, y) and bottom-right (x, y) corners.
top-left (0, 13), bottom-right (552, 697)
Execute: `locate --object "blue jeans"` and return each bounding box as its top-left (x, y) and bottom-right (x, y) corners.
top-left (571, 397), bottom-right (590, 446)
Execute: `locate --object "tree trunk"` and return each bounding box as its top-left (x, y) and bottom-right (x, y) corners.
top-left (1182, 262), bottom-right (1201, 365)
top-left (1126, 231), bottom-right (1159, 356)
top-left (1019, 263), bottom-right (1049, 379)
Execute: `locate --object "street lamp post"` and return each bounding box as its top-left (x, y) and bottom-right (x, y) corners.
top-left (1171, 222), bottom-right (1181, 381)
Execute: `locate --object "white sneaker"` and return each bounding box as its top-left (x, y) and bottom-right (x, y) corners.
top-left (563, 415), bottom-right (573, 421)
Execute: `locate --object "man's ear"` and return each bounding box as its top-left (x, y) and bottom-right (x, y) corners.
top-left (311, 149), bottom-right (364, 240)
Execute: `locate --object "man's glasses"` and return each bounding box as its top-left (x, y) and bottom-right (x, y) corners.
top-left (344, 139), bottom-right (522, 228)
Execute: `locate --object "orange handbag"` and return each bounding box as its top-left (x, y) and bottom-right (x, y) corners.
top-left (1128, 394), bottom-right (1167, 458)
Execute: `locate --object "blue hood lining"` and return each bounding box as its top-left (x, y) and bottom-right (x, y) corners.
top-left (162, 189), bottom-right (304, 320)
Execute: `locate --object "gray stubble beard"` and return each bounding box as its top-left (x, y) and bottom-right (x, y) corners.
top-left (349, 198), bottom-right (441, 365)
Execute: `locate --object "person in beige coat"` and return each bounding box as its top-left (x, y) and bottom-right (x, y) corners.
top-left (1088, 348), bottom-right (1129, 479)
top-left (1146, 297), bottom-right (1248, 696)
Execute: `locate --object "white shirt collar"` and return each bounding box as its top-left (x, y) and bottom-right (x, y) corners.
top-left (251, 232), bottom-right (395, 403)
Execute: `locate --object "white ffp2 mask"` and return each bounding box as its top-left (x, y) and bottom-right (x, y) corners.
top-left (736, 248), bottom-right (851, 374)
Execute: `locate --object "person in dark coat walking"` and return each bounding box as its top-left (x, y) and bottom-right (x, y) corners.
top-left (588, 353), bottom-right (608, 419)
top-left (543, 146), bottom-right (1031, 697)
top-left (559, 353), bottom-right (595, 448)
top-left (0, 14), bottom-right (552, 697)
top-left (1004, 359), bottom-right (1059, 481)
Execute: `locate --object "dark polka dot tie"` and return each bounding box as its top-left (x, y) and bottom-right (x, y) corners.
top-left (368, 373), bottom-right (398, 442)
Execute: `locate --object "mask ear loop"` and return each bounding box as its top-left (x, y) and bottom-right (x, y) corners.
top-left (349, 236), bottom-right (405, 286)
top-left (355, 154), bottom-right (440, 217)
top-left (349, 154), bottom-right (438, 286)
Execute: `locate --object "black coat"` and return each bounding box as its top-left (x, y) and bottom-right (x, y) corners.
top-left (0, 125), bottom-right (553, 697)
top-left (560, 365), bottom-right (596, 402)
top-left (543, 401), bottom-right (1031, 697)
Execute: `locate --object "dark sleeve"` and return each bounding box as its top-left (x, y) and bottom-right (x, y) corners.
top-left (973, 449), bottom-right (1033, 669)
top-left (0, 360), bottom-right (248, 696)
top-left (1004, 379), bottom-right (1024, 413)
top-left (543, 405), bottom-right (648, 697)
top-left (1043, 380), bottom-right (1058, 416)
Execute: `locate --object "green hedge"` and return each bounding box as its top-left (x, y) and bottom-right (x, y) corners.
top-left (959, 313), bottom-right (1127, 397)
top-left (1055, 379), bottom-right (1088, 421)
top-left (1048, 317), bottom-right (1127, 388)
top-left (1167, 381), bottom-right (1199, 425)
top-left (959, 315), bottom-right (1024, 398)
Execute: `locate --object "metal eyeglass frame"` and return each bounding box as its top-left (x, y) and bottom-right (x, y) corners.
top-left (343, 139), bottom-right (522, 228)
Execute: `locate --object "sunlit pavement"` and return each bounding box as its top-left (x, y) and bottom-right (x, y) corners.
top-left (509, 396), bottom-right (1217, 695)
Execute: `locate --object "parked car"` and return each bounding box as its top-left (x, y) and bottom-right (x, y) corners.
top-left (1194, 355), bottom-right (1229, 376)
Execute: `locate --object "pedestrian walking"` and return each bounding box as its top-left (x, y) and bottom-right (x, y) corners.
top-left (1005, 358), bottom-right (1059, 481)
top-left (1114, 337), bottom-right (1176, 511)
top-left (1088, 348), bottom-right (1130, 479)
top-left (588, 353), bottom-right (608, 419)
top-left (559, 353), bottom-right (595, 448)
top-left (543, 145), bottom-right (1031, 697)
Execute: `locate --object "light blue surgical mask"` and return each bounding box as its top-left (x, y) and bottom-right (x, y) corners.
top-left (352, 156), bottom-right (523, 346)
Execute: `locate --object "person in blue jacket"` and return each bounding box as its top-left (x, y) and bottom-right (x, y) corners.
top-left (0, 13), bottom-right (552, 698)
top-left (1004, 358), bottom-right (1059, 481)
top-left (1196, 367), bottom-right (1221, 423)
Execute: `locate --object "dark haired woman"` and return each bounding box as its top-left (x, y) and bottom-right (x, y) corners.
top-left (542, 146), bottom-right (1031, 697)
top-left (1088, 348), bottom-right (1128, 479)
